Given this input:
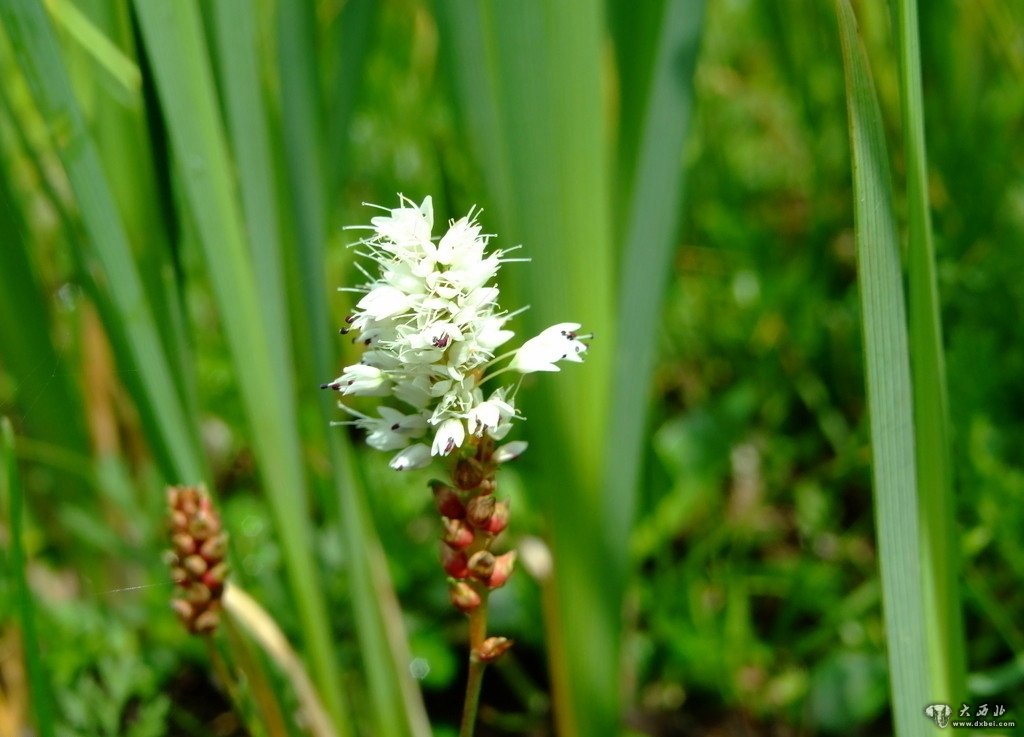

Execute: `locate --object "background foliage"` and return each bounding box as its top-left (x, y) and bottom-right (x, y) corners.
top-left (1, 0), bottom-right (1022, 736)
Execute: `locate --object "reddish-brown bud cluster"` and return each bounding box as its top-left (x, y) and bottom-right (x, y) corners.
top-left (166, 485), bottom-right (228, 634)
top-left (433, 476), bottom-right (516, 609)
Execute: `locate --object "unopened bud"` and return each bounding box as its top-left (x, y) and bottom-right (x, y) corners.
top-left (200, 535), bottom-right (227, 560)
top-left (183, 554), bottom-right (208, 577)
top-left (483, 500), bottom-right (510, 534)
top-left (454, 459), bottom-right (484, 490)
top-left (172, 532), bottom-right (196, 555)
top-left (442, 518), bottom-right (475, 549)
top-left (171, 599), bottom-right (193, 621)
top-left (466, 495), bottom-right (496, 529)
top-left (477, 636), bottom-right (514, 662)
top-left (185, 582), bottom-right (212, 605)
top-left (486, 551), bottom-right (517, 589)
top-left (442, 545), bottom-right (470, 578)
top-left (431, 481), bottom-right (466, 519)
top-left (468, 550), bottom-right (496, 580)
top-left (188, 514), bottom-right (214, 540)
top-left (449, 581), bottom-right (482, 613)
top-left (193, 608), bottom-right (221, 633)
top-left (202, 562), bottom-right (229, 590)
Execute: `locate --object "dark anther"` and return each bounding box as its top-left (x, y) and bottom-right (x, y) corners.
top-left (319, 383), bottom-right (332, 390)
top-left (391, 423), bottom-right (400, 431)
top-left (339, 327), bottom-right (350, 335)
top-left (444, 438), bottom-right (456, 455)
top-left (363, 338), bottom-right (372, 346)
top-left (345, 314), bottom-right (356, 323)
top-left (432, 334), bottom-right (450, 348)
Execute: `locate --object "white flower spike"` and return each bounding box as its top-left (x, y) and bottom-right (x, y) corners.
top-left (325, 195), bottom-right (591, 469)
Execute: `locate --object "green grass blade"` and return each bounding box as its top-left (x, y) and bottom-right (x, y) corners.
top-left (2, 418), bottom-right (56, 737)
top-left (211, 0), bottom-right (295, 405)
top-left (602, 0), bottom-right (705, 582)
top-left (274, 5), bottom-right (430, 733)
top-left (894, 0), bottom-right (966, 704)
top-left (435, 4), bottom-right (617, 736)
top-left (333, 438), bottom-right (433, 737)
top-left (43, 0), bottom-right (140, 101)
top-left (129, 2), bottom-right (351, 730)
top-left (834, 1), bottom-right (930, 734)
top-left (323, 0), bottom-right (376, 197)
top-left (0, 0), bottom-right (205, 484)
top-left (0, 159), bottom-right (88, 452)
top-left (276, 0), bottom-right (331, 379)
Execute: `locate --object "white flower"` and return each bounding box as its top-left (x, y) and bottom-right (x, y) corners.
top-left (389, 443), bottom-right (432, 471)
top-left (357, 407), bottom-right (428, 451)
top-left (493, 440), bottom-right (528, 464)
top-left (327, 195), bottom-right (591, 471)
top-left (432, 418), bottom-right (466, 456)
top-left (357, 285), bottom-right (413, 320)
top-left (370, 196), bottom-right (434, 254)
top-left (322, 364), bottom-right (390, 396)
top-left (435, 215), bottom-right (482, 265)
top-left (509, 322), bottom-right (589, 373)
top-left (466, 390), bottom-right (516, 438)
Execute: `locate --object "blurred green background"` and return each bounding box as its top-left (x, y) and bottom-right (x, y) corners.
top-left (1, 0), bottom-right (1022, 736)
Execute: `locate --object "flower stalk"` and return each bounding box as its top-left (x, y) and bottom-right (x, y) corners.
top-left (325, 195), bottom-right (590, 734)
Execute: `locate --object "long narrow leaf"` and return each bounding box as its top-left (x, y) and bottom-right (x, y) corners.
top-left (834, 2), bottom-right (930, 735)
top-left (0, 158), bottom-right (88, 453)
top-left (0, 0), bottom-right (205, 484)
top-left (894, 0), bottom-right (966, 704)
top-left (2, 418), bottom-right (56, 737)
top-left (602, 0), bottom-right (706, 587)
top-left (129, 2), bottom-right (350, 730)
top-left (275, 5), bottom-right (430, 729)
top-left (435, 4), bottom-right (617, 736)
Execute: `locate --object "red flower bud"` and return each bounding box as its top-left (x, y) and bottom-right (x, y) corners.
top-left (442, 517), bottom-right (475, 549)
top-left (430, 480), bottom-right (466, 519)
top-left (468, 550), bottom-right (496, 581)
top-left (483, 499), bottom-right (510, 534)
top-left (477, 636), bottom-right (514, 662)
top-left (442, 545), bottom-right (470, 578)
top-left (486, 551), bottom-right (517, 589)
top-left (466, 494), bottom-right (496, 529)
top-left (449, 581), bottom-right (482, 613)
top-left (454, 459), bottom-right (485, 490)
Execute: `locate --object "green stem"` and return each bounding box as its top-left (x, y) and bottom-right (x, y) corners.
top-left (459, 651), bottom-right (487, 737)
top-left (459, 585), bottom-right (490, 737)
